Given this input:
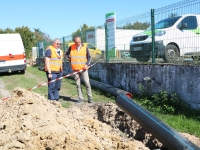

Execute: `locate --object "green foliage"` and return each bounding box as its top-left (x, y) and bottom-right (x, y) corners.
top-left (137, 83), bottom-right (148, 96)
top-left (151, 90), bottom-right (191, 114)
top-left (0, 29), bottom-right (3, 33)
top-left (117, 21), bottom-right (150, 30)
top-left (33, 28), bottom-right (52, 45)
top-left (3, 28), bottom-right (15, 33)
top-left (134, 84), bottom-right (200, 137)
top-left (168, 13), bottom-right (178, 18)
top-left (72, 24), bottom-right (95, 42)
top-left (15, 26), bottom-right (34, 59)
top-left (152, 112), bottom-right (200, 137)
top-left (135, 84), bottom-right (200, 121)
top-left (60, 101), bottom-right (72, 108)
top-left (97, 25), bottom-right (104, 29)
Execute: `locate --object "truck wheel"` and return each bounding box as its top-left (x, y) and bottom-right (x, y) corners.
top-left (191, 56), bottom-right (200, 61)
top-left (136, 56), bottom-right (150, 62)
top-left (20, 70), bottom-right (25, 74)
top-left (164, 44), bottom-right (179, 63)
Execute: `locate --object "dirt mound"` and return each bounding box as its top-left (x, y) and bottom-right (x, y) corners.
top-left (0, 87), bottom-right (150, 150)
top-left (1, 87), bottom-right (200, 150)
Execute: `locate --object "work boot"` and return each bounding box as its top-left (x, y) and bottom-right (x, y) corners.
top-left (88, 99), bottom-right (93, 103)
top-left (76, 99), bottom-right (83, 104)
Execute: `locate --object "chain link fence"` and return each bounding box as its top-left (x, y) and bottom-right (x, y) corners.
top-left (35, 0), bottom-right (200, 66)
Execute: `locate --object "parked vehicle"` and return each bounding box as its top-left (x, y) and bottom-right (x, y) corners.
top-left (121, 52), bottom-right (130, 58)
top-left (86, 29), bottom-right (144, 55)
top-left (130, 14), bottom-right (200, 62)
top-left (0, 34), bottom-right (26, 73)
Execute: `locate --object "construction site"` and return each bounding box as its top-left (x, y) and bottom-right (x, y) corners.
top-left (1, 0), bottom-right (200, 149)
top-left (0, 76), bottom-right (200, 150)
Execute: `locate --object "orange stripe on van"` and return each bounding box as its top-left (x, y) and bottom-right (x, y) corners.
top-left (0, 54), bottom-right (25, 61)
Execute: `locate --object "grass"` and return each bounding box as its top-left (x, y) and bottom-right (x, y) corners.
top-left (151, 112), bottom-right (200, 137)
top-left (0, 65), bottom-right (200, 138)
top-left (0, 65), bottom-right (115, 108)
top-left (134, 86), bottom-right (200, 138)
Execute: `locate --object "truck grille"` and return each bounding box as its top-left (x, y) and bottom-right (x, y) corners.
top-left (133, 35), bottom-right (148, 42)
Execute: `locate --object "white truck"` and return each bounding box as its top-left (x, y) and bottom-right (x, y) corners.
top-left (130, 14), bottom-right (200, 62)
top-left (0, 34), bottom-right (26, 73)
top-left (86, 29), bottom-right (144, 57)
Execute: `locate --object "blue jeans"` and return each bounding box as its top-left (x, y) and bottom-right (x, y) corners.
top-left (46, 72), bottom-right (63, 100)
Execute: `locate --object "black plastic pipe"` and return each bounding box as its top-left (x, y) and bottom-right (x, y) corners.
top-left (89, 79), bottom-right (132, 98)
top-left (116, 94), bottom-right (200, 150)
top-left (62, 71), bottom-right (132, 98)
top-left (63, 70), bottom-right (132, 98)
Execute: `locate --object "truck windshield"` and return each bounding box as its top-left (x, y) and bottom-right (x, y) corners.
top-left (146, 16), bottom-right (181, 30)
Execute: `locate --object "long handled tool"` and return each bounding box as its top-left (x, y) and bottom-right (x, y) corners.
top-left (0, 62), bottom-right (98, 104)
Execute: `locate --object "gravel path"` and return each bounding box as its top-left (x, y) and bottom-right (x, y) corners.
top-left (0, 79), bottom-right (11, 99)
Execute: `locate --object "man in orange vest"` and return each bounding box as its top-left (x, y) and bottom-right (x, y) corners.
top-left (45, 38), bottom-right (63, 101)
top-left (64, 36), bottom-right (93, 103)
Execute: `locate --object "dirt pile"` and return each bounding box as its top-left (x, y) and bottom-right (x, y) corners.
top-left (96, 103), bottom-right (163, 148)
top-left (0, 87), bottom-right (150, 150)
top-left (96, 103), bottom-right (200, 148)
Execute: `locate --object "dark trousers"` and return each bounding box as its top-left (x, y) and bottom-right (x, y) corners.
top-left (46, 72), bottom-right (63, 100)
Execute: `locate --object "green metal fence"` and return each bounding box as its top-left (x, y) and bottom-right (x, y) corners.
top-left (36, 0), bottom-right (200, 65)
top-left (150, 0), bottom-right (200, 65)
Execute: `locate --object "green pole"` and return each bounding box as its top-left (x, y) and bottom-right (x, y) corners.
top-left (105, 23), bottom-right (109, 62)
top-left (151, 9), bottom-right (156, 63)
top-left (80, 26), bottom-right (82, 40)
top-left (43, 41), bottom-right (47, 57)
top-left (62, 37), bottom-right (65, 52)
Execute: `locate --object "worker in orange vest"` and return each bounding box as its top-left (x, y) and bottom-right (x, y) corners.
top-left (64, 36), bottom-right (93, 103)
top-left (45, 38), bottom-right (63, 101)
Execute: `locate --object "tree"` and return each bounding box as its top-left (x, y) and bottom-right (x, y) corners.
top-left (117, 21), bottom-right (150, 30)
top-left (34, 28), bottom-right (52, 43)
top-left (97, 25), bottom-right (103, 29)
top-left (0, 29), bottom-right (3, 33)
top-left (3, 28), bottom-right (15, 33)
top-left (168, 13), bottom-right (177, 18)
top-left (15, 26), bottom-right (34, 59)
top-left (34, 28), bottom-right (45, 44)
top-left (72, 24), bottom-right (95, 42)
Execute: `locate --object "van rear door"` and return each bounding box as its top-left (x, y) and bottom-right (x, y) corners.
top-left (0, 34), bottom-right (26, 73)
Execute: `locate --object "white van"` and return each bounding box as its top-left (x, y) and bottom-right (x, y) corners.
top-left (130, 14), bottom-right (200, 62)
top-left (0, 34), bottom-right (26, 73)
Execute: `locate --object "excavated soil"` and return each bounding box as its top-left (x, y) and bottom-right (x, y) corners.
top-left (0, 87), bottom-right (200, 150)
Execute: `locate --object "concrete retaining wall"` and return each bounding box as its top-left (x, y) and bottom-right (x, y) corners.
top-left (63, 62), bottom-right (200, 109)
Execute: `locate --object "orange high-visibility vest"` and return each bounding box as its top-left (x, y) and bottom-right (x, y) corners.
top-left (45, 46), bottom-right (63, 72)
top-left (70, 44), bottom-right (87, 71)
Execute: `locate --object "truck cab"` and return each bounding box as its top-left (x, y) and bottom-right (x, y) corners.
top-left (130, 14), bottom-right (200, 62)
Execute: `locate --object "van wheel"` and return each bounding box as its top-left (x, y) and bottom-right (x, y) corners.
top-left (192, 56), bottom-right (200, 61)
top-left (163, 44), bottom-right (179, 63)
top-left (136, 56), bottom-right (150, 62)
top-left (20, 70), bottom-right (25, 74)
